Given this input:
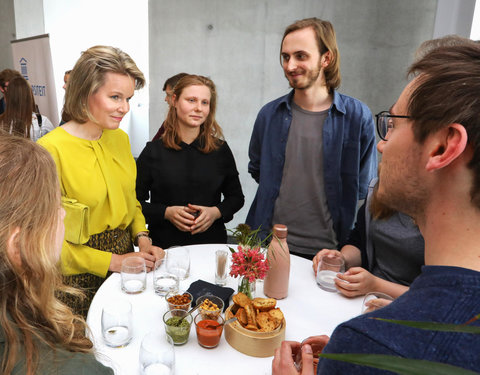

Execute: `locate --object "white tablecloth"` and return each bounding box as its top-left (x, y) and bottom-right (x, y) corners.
top-left (87, 244), bottom-right (362, 374)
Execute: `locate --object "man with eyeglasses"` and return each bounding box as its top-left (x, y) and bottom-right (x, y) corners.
top-left (246, 18), bottom-right (377, 259)
top-left (273, 43), bottom-right (480, 374)
top-left (0, 69), bottom-right (21, 115)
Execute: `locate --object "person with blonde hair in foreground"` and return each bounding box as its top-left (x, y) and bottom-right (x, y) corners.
top-left (0, 135), bottom-right (112, 374)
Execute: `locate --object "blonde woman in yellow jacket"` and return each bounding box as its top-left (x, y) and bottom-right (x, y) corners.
top-left (38, 46), bottom-right (163, 317)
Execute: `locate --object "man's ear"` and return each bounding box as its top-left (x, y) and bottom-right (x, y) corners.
top-left (425, 123), bottom-right (468, 172)
top-left (6, 227), bottom-right (22, 267)
top-left (321, 51), bottom-right (331, 68)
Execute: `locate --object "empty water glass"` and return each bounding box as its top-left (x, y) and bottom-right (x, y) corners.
top-left (121, 256), bottom-right (147, 294)
top-left (153, 258), bottom-right (179, 296)
top-left (101, 299), bottom-right (133, 347)
top-left (139, 331), bottom-right (175, 375)
top-left (166, 246), bottom-right (190, 281)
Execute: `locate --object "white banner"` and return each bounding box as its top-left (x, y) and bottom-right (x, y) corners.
top-left (11, 34), bottom-right (59, 126)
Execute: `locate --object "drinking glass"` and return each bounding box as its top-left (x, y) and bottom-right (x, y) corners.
top-left (153, 258), bottom-right (179, 296)
top-left (316, 255), bottom-right (345, 292)
top-left (101, 299), bottom-right (133, 347)
top-left (139, 331), bottom-right (175, 375)
top-left (294, 337), bottom-right (328, 372)
top-left (361, 292), bottom-right (394, 314)
top-left (215, 249), bottom-right (229, 286)
top-left (121, 256), bottom-right (146, 294)
top-left (166, 246), bottom-right (190, 281)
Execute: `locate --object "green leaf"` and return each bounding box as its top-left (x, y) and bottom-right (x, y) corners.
top-left (319, 353), bottom-right (480, 375)
top-left (372, 318), bottom-right (480, 334)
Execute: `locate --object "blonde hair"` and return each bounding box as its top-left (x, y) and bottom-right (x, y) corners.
top-left (0, 135), bottom-right (92, 375)
top-left (162, 75), bottom-right (224, 153)
top-left (281, 18), bottom-right (341, 92)
top-left (64, 45), bottom-right (145, 124)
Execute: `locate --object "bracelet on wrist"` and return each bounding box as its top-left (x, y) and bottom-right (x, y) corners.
top-left (134, 232), bottom-right (152, 246)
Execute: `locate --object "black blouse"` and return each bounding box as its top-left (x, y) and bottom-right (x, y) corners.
top-left (136, 138), bottom-right (244, 248)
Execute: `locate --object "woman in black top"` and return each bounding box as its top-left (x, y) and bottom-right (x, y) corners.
top-left (136, 75), bottom-right (244, 248)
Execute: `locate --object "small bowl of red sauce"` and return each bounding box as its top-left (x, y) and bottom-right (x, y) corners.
top-left (194, 313), bottom-right (224, 348)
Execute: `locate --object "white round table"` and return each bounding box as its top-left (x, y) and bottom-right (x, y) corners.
top-left (87, 244), bottom-right (362, 374)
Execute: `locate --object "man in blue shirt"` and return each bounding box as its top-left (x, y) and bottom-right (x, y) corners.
top-left (272, 43), bottom-right (480, 374)
top-left (246, 18), bottom-right (377, 258)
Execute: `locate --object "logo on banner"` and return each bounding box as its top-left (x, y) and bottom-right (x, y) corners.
top-left (19, 57), bottom-right (46, 97)
top-left (19, 57), bottom-right (28, 80)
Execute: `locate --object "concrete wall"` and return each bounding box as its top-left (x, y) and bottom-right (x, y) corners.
top-left (149, 0), bottom-right (437, 229)
top-left (434, 0), bottom-right (476, 38)
top-left (0, 0), bottom-right (16, 70)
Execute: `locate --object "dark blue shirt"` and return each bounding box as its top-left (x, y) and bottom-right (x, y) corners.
top-left (246, 90), bottom-right (377, 246)
top-left (318, 266), bottom-right (480, 374)
top-left (0, 97), bottom-right (5, 115)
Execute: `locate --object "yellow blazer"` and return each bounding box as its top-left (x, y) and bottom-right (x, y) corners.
top-left (38, 127), bottom-right (147, 277)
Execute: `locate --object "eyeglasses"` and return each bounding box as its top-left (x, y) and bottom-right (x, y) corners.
top-left (375, 111), bottom-right (411, 141)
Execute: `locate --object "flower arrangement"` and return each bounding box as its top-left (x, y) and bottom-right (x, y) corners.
top-left (230, 246), bottom-right (269, 283)
top-left (228, 224), bottom-right (271, 298)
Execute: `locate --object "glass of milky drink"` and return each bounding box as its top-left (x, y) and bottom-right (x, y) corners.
top-left (139, 331), bottom-right (175, 375)
top-left (316, 255), bottom-right (345, 292)
top-left (153, 258), bottom-right (179, 296)
top-left (121, 256), bottom-right (147, 294)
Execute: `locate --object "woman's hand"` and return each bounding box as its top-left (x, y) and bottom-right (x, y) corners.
top-left (312, 249), bottom-right (343, 276)
top-left (335, 267), bottom-right (378, 297)
top-left (137, 235), bottom-right (164, 266)
top-left (165, 206), bottom-right (196, 232)
top-left (109, 251), bottom-right (157, 273)
top-left (187, 204), bottom-right (221, 235)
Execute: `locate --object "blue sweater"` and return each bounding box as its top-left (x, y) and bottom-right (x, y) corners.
top-left (246, 90), bottom-right (377, 245)
top-left (318, 266), bottom-right (480, 374)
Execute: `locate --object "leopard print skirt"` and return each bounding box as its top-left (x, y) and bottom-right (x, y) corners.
top-left (59, 228), bottom-right (133, 319)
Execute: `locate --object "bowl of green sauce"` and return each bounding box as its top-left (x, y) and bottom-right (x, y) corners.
top-left (163, 309), bottom-right (192, 345)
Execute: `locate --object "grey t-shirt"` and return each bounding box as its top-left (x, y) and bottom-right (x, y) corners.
top-left (370, 212), bottom-right (424, 285)
top-left (272, 102), bottom-right (338, 256)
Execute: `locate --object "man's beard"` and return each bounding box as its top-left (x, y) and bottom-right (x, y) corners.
top-left (373, 153), bottom-right (427, 221)
top-left (285, 62), bottom-right (322, 90)
top-left (370, 182), bottom-right (397, 220)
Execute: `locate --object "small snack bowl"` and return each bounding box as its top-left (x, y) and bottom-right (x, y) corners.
top-left (194, 313), bottom-right (224, 348)
top-left (165, 291), bottom-right (193, 311)
top-left (196, 295), bottom-right (224, 320)
top-left (163, 309), bottom-right (192, 345)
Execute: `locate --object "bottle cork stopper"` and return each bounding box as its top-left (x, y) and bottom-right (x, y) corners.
top-left (273, 224), bottom-right (288, 239)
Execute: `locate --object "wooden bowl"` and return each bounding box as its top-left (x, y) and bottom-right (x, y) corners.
top-left (224, 305), bottom-right (286, 357)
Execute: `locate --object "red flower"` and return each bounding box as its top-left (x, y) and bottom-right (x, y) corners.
top-left (229, 245), bottom-right (269, 281)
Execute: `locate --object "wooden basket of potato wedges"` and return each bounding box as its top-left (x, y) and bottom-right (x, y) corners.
top-left (224, 292), bottom-right (286, 357)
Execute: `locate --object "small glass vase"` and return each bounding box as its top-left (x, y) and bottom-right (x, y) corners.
top-left (238, 276), bottom-right (256, 299)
